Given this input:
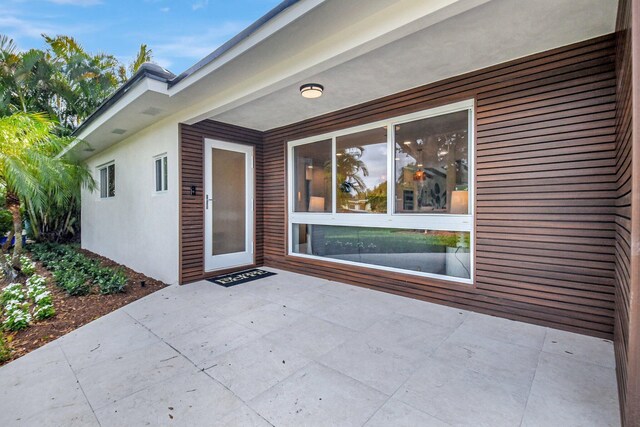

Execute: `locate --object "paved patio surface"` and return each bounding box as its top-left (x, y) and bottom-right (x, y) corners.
top-left (0, 268), bottom-right (620, 426)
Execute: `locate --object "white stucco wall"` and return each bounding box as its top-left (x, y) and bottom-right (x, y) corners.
top-left (81, 117), bottom-right (180, 284)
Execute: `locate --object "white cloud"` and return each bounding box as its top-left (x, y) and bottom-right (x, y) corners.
top-left (160, 7), bottom-right (170, 12)
top-left (0, 16), bottom-right (57, 39)
top-left (0, 12), bottom-right (95, 46)
top-left (191, 0), bottom-right (208, 11)
top-left (152, 56), bottom-right (173, 69)
top-left (153, 21), bottom-right (248, 60)
top-left (46, 0), bottom-right (102, 5)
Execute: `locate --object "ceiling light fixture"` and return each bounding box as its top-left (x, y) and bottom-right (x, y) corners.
top-left (300, 83), bottom-right (324, 99)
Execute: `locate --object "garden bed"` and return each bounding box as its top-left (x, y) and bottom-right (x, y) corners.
top-left (0, 245), bottom-right (166, 366)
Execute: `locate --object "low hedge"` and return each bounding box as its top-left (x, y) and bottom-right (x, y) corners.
top-left (29, 243), bottom-right (128, 296)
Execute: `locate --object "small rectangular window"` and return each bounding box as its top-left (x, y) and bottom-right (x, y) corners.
top-left (98, 163), bottom-right (115, 198)
top-left (154, 155), bottom-right (168, 192)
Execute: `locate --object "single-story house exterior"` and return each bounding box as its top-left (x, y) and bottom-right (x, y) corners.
top-left (63, 0), bottom-right (639, 423)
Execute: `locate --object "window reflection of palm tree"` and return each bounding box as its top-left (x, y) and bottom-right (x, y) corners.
top-left (328, 146), bottom-right (369, 210)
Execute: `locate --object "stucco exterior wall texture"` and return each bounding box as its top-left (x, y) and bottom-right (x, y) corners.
top-left (81, 118), bottom-right (180, 284)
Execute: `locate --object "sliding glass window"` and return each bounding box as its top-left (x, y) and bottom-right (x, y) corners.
top-left (288, 100), bottom-right (474, 283)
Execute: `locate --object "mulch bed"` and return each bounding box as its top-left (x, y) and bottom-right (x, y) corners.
top-left (0, 248), bottom-right (166, 366)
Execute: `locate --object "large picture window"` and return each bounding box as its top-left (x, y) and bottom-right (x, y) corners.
top-left (288, 100), bottom-right (474, 283)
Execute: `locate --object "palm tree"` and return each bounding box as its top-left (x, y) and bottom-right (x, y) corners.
top-left (123, 44), bottom-right (153, 82)
top-left (0, 112), bottom-right (94, 278)
top-left (0, 37), bottom-right (56, 118)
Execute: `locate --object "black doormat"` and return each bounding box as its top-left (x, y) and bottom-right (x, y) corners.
top-left (207, 268), bottom-right (276, 287)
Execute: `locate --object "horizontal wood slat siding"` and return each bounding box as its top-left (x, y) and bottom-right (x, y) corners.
top-left (614, 0), bottom-right (639, 425)
top-left (262, 34), bottom-right (618, 338)
top-left (179, 121), bottom-right (264, 283)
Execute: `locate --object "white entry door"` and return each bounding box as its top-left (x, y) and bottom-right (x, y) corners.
top-left (204, 139), bottom-right (254, 271)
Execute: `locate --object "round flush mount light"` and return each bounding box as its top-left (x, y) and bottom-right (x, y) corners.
top-left (300, 83), bottom-right (324, 99)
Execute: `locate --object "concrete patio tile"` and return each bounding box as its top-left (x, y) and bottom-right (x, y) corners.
top-left (263, 315), bottom-right (356, 359)
top-left (0, 345), bottom-right (99, 426)
top-left (166, 318), bottom-right (262, 369)
top-left (228, 301), bottom-right (305, 334)
top-left (130, 304), bottom-right (223, 341)
top-left (521, 352), bottom-right (620, 427)
top-left (259, 268), bottom-right (331, 289)
top-left (431, 328), bottom-right (540, 390)
top-left (209, 291), bottom-right (272, 317)
top-left (216, 403), bottom-right (273, 427)
top-left (123, 286), bottom-right (212, 320)
top-left (0, 341), bottom-right (67, 385)
top-left (94, 370), bottom-right (243, 426)
top-left (75, 341), bottom-right (195, 410)
top-left (59, 310), bottom-right (161, 371)
top-left (205, 336), bottom-right (311, 401)
top-left (542, 327), bottom-right (615, 368)
top-left (456, 312), bottom-right (547, 350)
top-left (0, 268), bottom-right (620, 426)
top-left (360, 313), bottom-right (453, 361)
top-left (313, 298), bottom-right (394, 331)
top-left (365, 399), bottom-right (450, 427)
top-left (249, 362), bottom-right (388, 427)
top-left (391, 297), bottom-right (469, 329)
top-left (337, 288), bottom-right (409, 316)
top-left (263, 288), bottom-right (343, 313)
top-left (315, 280), bottom-right (373, 299)
top-left (396, 355), bottom-right (531, 427)
top-left (239, 273), bottom-right (326, 300)
top-left (319, 336), bottom-right (422, 395)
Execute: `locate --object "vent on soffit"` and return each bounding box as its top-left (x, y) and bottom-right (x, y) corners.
top-left (141, 107), bottom-right (163, 116)
top-left (111, 128), bottom-right (127, 135)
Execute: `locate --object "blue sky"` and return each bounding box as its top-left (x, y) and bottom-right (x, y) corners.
top-left (1, 0), bottom-right (282, 74)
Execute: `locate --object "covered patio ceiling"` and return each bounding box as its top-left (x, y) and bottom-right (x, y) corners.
top-left (209, 0), bottom-right (616, 131)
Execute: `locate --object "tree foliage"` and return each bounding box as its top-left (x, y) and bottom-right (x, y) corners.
top-left (0, 34), bottom-right (150, 277)
top-left (1, 34), bottom-right (154, 132)
top-left (0, 113), bottom-right (93, 277)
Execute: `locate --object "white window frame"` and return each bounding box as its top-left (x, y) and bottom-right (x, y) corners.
top-left (286, 99), bottom-right (474, 284)
top-left (153, 153), bottom-right (168, 193)
top-left (97, 161), bottom-right (115, 199)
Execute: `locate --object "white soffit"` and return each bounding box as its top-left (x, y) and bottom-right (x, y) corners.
top-left (211, 0), bottom-right (617, 131)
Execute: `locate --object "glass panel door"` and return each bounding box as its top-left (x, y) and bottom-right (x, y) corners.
top-left (204, 139), bottom-right (254, 271)
top-left (212, 148), bottom-right (246, 255)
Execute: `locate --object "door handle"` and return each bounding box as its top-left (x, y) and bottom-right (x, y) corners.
top-left (206, 195), bottom-right (213, 209)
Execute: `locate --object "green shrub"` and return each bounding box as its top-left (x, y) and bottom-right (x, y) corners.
top-left (96, 268), bottom-right (127, 295)
top-left (25, 275), bottom-right (55, 321)
top-left (1, 283), bottom-right (26, 305)
top-left (19, 255), bottom-right (36, 276)
top-left (33, 304), bottom-right (55, 320)
top-left (52, 269), bottom-right (91, 296)
top-left (0, 332), bottom-right (10, 362)
top-left (3, 300), bottom-right (31, 331)
top-left (28, 243), bottom-right (128, 296)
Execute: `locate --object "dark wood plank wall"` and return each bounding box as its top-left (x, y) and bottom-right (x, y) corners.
top-left (261, 35), bottom-right (618, 338)
top-left (614, 0), bottom-right (639, 425)
top-left (179, 121), bottom-right (264, 283)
